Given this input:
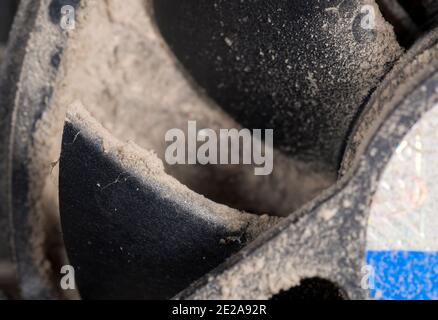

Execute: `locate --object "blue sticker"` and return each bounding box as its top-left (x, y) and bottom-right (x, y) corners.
top-left (366, 251), bottom-right (438, 300)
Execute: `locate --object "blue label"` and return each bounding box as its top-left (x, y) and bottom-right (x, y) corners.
top-left (366, 251), bottom-right (438, 300)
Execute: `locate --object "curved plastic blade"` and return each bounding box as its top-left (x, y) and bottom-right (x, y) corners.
top-left (59, 105), bottom-right (278, 299)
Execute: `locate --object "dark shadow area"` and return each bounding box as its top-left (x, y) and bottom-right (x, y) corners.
top-left (398, 0), bottom-right (438, 30)
top-left (270, 278), bottom-right (346, 300)
top-left (0, 0), bottom-right (19, 44)
top-left (376, 0), bottom-right (420, 48)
